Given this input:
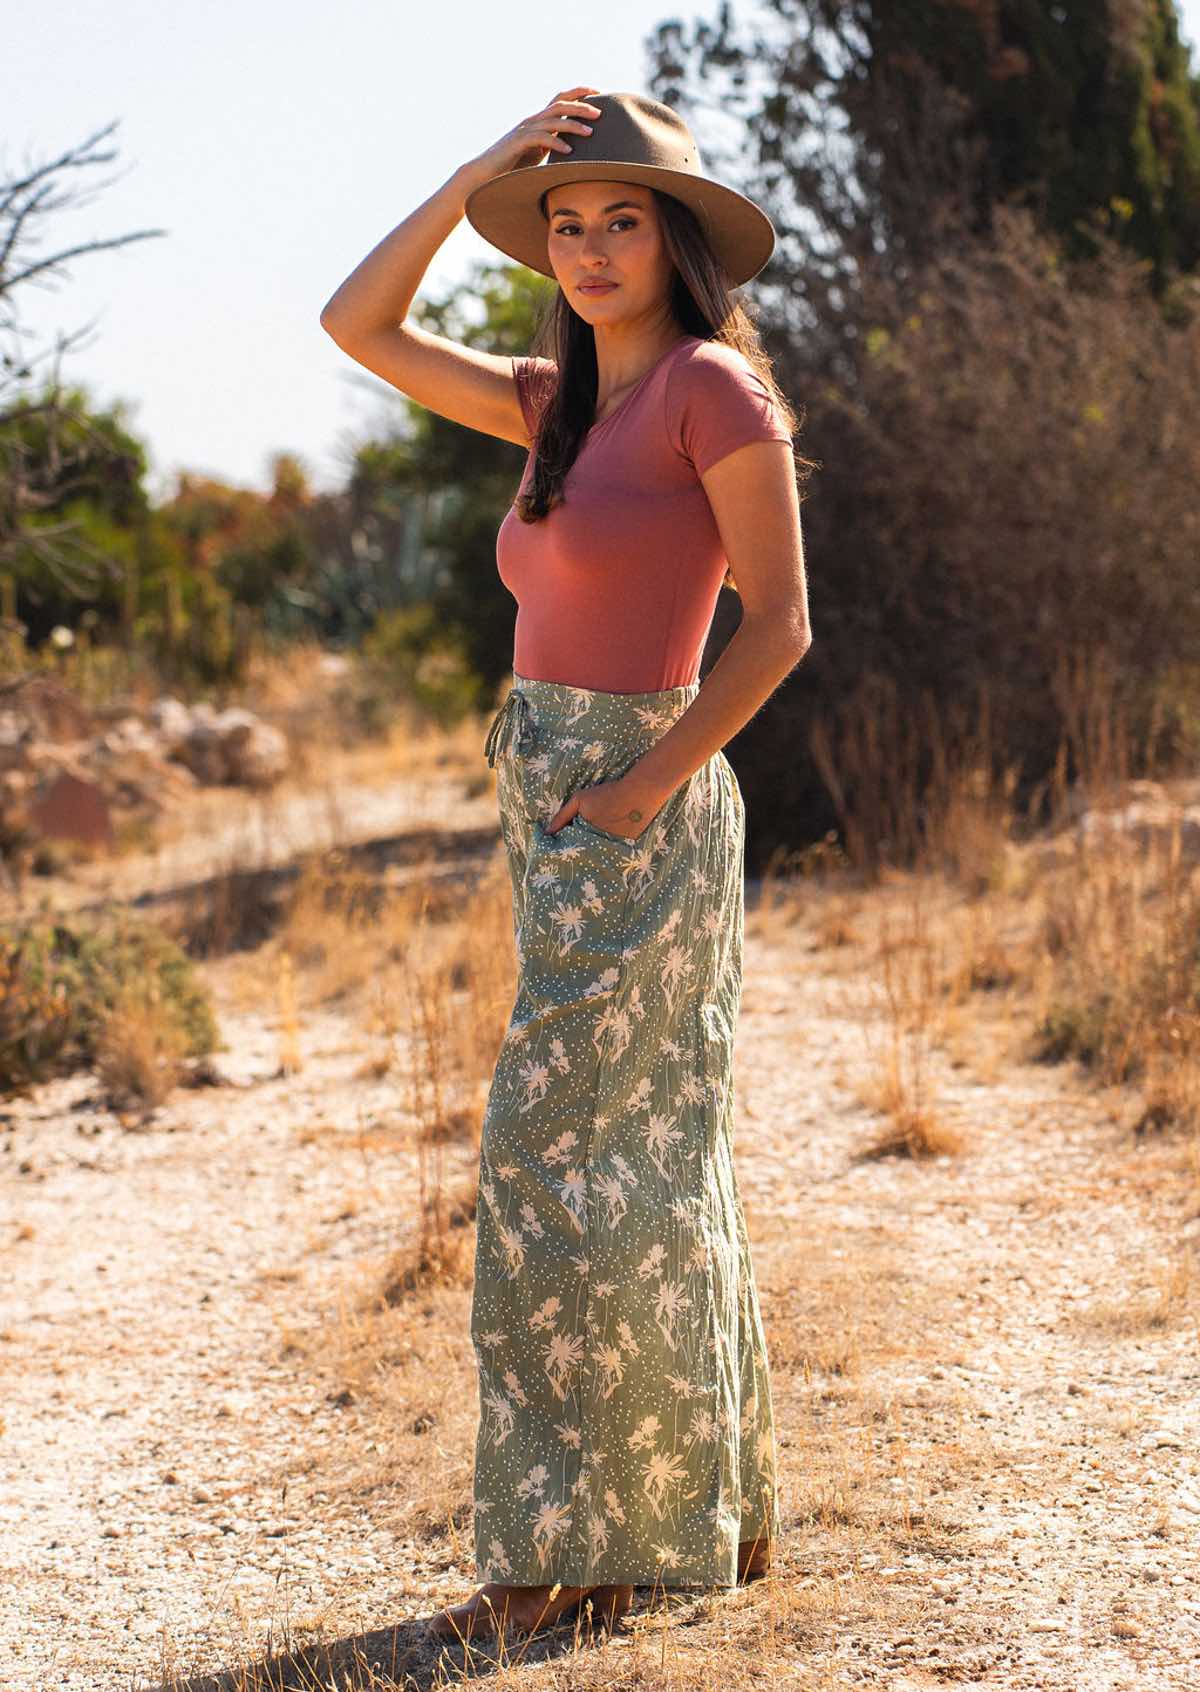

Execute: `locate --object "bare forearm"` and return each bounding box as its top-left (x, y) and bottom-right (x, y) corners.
top-left (319, 162), bottom-right (493, 338)
top-left (320, 89), bottom-right (601, 338)
top-left (626, 616), bottom-right (810, 806)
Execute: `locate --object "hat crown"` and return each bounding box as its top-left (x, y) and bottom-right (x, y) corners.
top-left (552, 91), bottom-right (702, 178)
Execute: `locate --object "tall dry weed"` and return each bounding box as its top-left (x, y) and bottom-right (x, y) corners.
top-left (1023, 652), bottom-right (1200, 1127)
top-left (777, 636), bottom-right (1200, 1149)
top-left (378, 853), bottom-right (514, 1300)
top-left (808, 672), bottom-right (1022, 889)
top-left (855, 881), bottom-right (964, 1161)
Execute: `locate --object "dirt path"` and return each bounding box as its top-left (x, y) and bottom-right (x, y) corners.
top-left (0, 764), bottom-right (499, 920)
top-left (735, 909), bottom-right (1200, 1687)
top-left (2, 870), bottom-right (1197, 1690)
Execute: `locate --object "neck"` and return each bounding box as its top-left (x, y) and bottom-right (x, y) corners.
top-left (591, 323), bottom-right (687, 403)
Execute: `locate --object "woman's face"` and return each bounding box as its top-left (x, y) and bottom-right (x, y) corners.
top-left (544, 179), bottom-right (675, 325)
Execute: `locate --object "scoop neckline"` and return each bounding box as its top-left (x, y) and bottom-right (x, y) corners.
top-left (586, 334), bottom-right (697, 436)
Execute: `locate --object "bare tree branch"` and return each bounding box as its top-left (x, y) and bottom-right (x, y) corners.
top-left (0, 119), bottom-right (165, 610)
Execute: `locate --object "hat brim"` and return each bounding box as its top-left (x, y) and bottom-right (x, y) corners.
top-left (464, 160), bottom-right (776, 289)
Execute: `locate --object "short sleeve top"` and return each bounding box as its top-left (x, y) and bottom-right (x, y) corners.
top-left (495, 333), bottom-right (793, 692)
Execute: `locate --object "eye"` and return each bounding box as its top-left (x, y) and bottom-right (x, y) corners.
top-left (552, 217), bottom-right (637, 237)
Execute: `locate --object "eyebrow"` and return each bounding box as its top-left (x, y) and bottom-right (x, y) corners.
top-left (549, 199), bottom-right (645, 218)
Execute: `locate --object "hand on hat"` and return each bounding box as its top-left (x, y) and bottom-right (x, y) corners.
top-left (468, 87), bottom-right (604, 180)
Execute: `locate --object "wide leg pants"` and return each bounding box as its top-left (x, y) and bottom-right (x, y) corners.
top-left (470, 671), bottom-right (779, 1590)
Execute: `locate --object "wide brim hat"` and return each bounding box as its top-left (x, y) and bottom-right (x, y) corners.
top-left (464, 91), bottom-right (777, 289)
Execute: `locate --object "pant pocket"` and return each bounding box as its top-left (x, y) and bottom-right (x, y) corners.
top-left (567, 813), bottom-right (639, 852)
top-left (567, 771), bottom-right (697, 853)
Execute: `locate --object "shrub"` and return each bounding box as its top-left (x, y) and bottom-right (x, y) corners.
top-left (356, 604), bottom-right (486, 734)
top-left (0, 907), bottom-right (219, 1098)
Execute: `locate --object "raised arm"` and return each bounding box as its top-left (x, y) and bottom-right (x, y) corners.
top-left (318, 88), bottom-right (603, 446)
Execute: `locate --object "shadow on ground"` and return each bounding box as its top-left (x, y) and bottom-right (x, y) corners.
top-left (144, 1586), bottom-right (699, 1691)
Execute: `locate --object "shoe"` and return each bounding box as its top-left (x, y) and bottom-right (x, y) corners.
top-left (738, 1535), bottom-right (772, 1581)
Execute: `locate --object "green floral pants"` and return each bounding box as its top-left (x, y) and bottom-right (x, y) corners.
top-left (471, 672), bottom-right (779, 1589)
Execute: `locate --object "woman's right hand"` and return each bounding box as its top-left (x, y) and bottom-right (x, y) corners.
top-left (463, 87), bottom-right (604, 183)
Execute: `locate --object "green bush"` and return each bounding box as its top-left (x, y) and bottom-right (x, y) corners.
top-left (356, 604), bottom-right (487, 734)
top-left (1032, 997), bottom-right (1113, 1068)
top-left (0, 907), bottom-right (219, 1097)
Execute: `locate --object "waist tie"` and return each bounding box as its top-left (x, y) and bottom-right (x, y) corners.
top-left (484, 687), bottom-right (536, 768)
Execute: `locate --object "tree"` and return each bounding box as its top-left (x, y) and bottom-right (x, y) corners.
top-left (645, 0), bottom-right (1200, 358)
top-left (640, 2), bottom-right (1200, 870)
top-left (0, 120), bottom-right (165, 643)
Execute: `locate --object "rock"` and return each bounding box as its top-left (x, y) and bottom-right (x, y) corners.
top-left (1021, 777), bottom-right (1200, 870)
top-left (214, 709), bottom-right (288, 787)
top-left (1142, 1429), bottom-right (1183, 1449)
top-left (87, 723), bottom-right (196, 814)
top-left (171, 705), bottom-right (226, 785)
top-left (169, 706), bottom-right (288, 787)
top-left (0, 710), bottom-right (34, 774)
top-left (1058, 779), bottom-right (1168, 824)
top-left (147, 696), bottom-right (194, 748)
top-left (0, 677), bottom-right (294, 873)
top-left (98, 716), bottom-right (162, 758)
top-left (28, 769), bottom-right (113, 848)
top-left (1074, 799), bottom-right (1200, 862)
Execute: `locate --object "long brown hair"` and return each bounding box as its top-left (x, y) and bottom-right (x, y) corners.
top-left (513, 187), bottom-right (816, 591)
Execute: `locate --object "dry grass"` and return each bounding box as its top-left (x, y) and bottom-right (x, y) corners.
top-left (757, 643), bottom-right (1200, 1162)
top-left (215, 825), bottom-right (516, 1317)
top-left (1077, 1253), bottom-right (1196, 1338)
top-left (239, 1201), bottom-right (992, 1692)
top-left (93, 978), bottom-right (191, 1109)
top-left (279, 853), bottom-right (427, 1012)
top-left (95, 649), bottom-right (1199, 1689)
top-left (848, 880), bottom-right (967, 1161)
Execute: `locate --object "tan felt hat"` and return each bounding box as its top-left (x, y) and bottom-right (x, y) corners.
top-left (464, 91), bottom-right (778, 289)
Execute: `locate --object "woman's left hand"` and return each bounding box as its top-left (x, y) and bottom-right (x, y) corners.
top-left (545, 776), bottom-right (668, 842)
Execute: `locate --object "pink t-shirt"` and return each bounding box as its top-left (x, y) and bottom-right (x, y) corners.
top-left (495, 333), bottom-right (793, 693)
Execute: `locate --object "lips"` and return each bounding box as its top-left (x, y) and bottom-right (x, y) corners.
top-left (579, 282), bottom-right (617, 293)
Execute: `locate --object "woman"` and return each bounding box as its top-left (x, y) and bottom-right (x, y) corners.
top-left (320, 87), bottom-right (812, 1643)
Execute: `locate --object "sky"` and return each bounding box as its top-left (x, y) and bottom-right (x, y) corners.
top-left (8, 0), bottom-right (1200, 505)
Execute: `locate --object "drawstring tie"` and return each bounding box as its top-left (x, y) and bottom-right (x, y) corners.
top-left (484, 687), bottom-right (536, 768)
